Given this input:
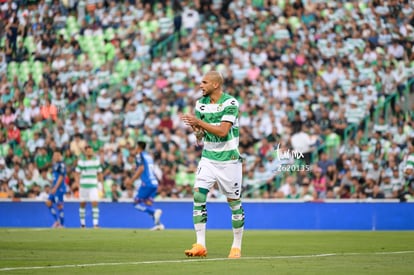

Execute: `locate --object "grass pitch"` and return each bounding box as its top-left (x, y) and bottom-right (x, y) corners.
top-left (0, 229), bottom-right (413, 275)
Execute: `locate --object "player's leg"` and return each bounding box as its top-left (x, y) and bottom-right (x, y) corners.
top-left (90, 187), bottom-right (100, 228)
top-left (147, 185), bottom-right (164, 230)
top-left (79, 188), bottom-right (87, 228)
top-left (185, 159), bottom-right (215, 257)
top-left (134, 185), bottom-right (156, 217)
top-left (216, 161), bottom-right (244, 258)
top-left (46, 195), bottom-right (59, 227)
top-left (56, 193), bottom-right (65, 227)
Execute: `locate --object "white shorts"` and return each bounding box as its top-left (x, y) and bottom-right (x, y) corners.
top-left (79, 187), bottom-right (100, 202)
top-left (195, 158), bottom-right (243, 199)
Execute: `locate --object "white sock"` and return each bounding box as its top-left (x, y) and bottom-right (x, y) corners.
top-left (195, 223), bottom-right (206, 247)
top-left (231, 227), bottom-right (244, 249)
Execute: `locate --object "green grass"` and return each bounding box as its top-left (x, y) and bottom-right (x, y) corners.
top-left (0, 229), bottom-right (413, 274)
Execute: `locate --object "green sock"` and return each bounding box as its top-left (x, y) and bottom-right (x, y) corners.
top-left (79, 208), bottom-right (85, 226)
top-left (193, 188), bottom-right (208, 247)
top-left (193, 188), bottom-right (208, 224)
top-left (229, 200), bottom-right (245, 229)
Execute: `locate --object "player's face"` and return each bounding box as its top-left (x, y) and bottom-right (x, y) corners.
top-left (200, 76), bottom-right (217, 97)
top-left (53, 152), bottom-right (61, 162)
top-left (86, 147), bottom-right (93, 157)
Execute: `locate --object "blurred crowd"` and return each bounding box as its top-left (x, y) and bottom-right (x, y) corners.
top-left (0, 0), bottom-right (414, 202)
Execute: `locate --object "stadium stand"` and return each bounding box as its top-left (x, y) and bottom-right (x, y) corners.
top-left (0, 0), bottom-right (413, 201)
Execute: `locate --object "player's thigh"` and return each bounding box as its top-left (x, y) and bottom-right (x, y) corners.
top-left (194, 159), bottom-right (217, 191)
top-left (137, 185), bottom-right (156, 200)
top-left (148, 185), bottom-right (158, 199)
top-left (79, 188), bottom-right (89, 202)
top-left (89, 188), bottom-right (100, 201)
top-left (215, 162), bottom-right (243, 199)
top-left (47, 194), bottom-right (55, 204)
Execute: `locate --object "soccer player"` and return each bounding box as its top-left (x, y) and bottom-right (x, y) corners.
top-left (181, 71), bottom-right (244, 259)
top-left (128, 141), bottom-right (164, 230)
top-left (45, 149), bottom-right (67, 228)
top-left (75, 145), bottom-right (104, 228)
top-left (403, 139), bottom-right (414, 198)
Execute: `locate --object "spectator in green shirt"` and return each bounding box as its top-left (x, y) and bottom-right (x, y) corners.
top-left (89, 132), bottom-right (104, 153)
top-left (35, 147), bottom-right (51, 170)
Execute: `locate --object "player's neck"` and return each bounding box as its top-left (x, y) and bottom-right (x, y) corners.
top-left (210, 91), bottom-right (222, 104)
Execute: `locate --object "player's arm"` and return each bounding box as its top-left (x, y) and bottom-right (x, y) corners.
top-left (97, 161), bottom-right (104, 191)
top-left (130, 165), bottom-right (144, 182)
top-left (73, 171), bottom-right (80, 189)
top-left (191, 110), bottom-right (205, 142)
top-left (74, 161), bottom-right (81, 187)
top-left (52, 165), bottom-right (65, 194)
top-left (194, 120), bottom-right (233, 138)
top-left (182, 103), bottom-right (238, 138)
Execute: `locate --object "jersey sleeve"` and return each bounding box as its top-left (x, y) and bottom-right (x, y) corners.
top-left (195, 100), bottom-right (202, 119)
top-left (221, 99), bottom-right (239, 124)
top-left (135, 154), bottom-right (143, 167)
top-left (97, 163), bottom-right (103, 173)
top-left (59, 163), bottom-right (66, 176)
top-left (75, 160), bottom-right (81, 173)
top-left (406, 155), bottom-right (414, 171)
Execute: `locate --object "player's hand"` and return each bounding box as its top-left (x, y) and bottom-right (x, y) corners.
top-left (51, 187), bottom-right (57, 195)
top-left (192, 126), bottom-right (204, 139)
top-left (181, 114), bottom-right (199, 127)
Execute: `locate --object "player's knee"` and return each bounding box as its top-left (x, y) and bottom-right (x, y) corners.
top-left (194, 188), bottom-right (208, 203)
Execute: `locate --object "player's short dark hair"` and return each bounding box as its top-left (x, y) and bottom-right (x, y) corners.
top-left (137, 141), bottom-right (147, 150)
top-left (54, 147), bottom-right (63, 154)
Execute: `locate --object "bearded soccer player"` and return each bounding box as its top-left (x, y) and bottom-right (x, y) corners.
top-left (181, 71), bottom-right (244, 259)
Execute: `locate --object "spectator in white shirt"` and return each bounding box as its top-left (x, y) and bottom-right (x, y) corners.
top-left (124, 101), bottom-right (145, 128)
top-left (181, 6), bottom-right (200, 33)
top-left (387, 40), bottom-right (405, 60)
top-left (96, 89), bottom-right (112, 110)
top-left (53, 126), bottom-right (70, 148)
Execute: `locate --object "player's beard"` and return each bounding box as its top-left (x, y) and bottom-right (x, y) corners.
top-left (202, 89), bottom-right (210, 97)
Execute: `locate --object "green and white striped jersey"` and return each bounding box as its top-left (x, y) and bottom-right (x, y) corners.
top-left (75, 157), bottom-right (102, 189)
top-left (405, 153), bottom-right (414, 172)
top-left (195, 93), bottom-right (240, 163)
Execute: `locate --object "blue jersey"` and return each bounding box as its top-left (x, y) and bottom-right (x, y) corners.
top-left (135, 152), bottom-right (158, 186)
top-left (52, 161), bottom-right (67, 194)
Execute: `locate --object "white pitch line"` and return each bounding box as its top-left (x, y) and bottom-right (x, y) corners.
top-left (3, 228), bottom-right (51, 232)
top-left (0, 251), bottom-right (413, 272)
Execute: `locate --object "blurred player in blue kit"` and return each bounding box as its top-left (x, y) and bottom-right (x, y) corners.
top-left (45, 149), bottom-right (67, 228)
top-left (128, 141), bottom-right (164, 230)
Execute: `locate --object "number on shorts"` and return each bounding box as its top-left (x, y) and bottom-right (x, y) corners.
top-left (197, 166), bottom-right (202, 175)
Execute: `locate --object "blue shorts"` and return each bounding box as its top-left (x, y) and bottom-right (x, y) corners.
top-left (135, 184), bottom-right (158, 203)
top-left (48, 193), bottom-right (64, 205)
